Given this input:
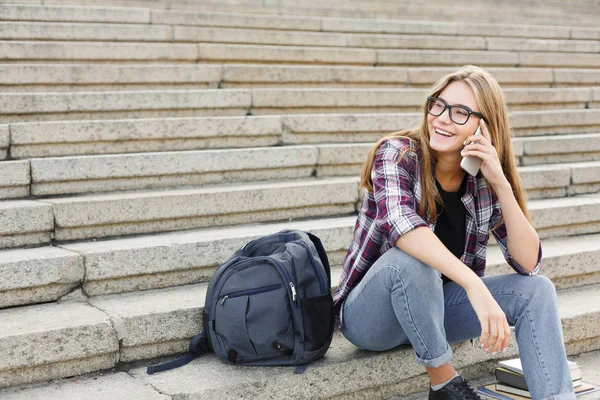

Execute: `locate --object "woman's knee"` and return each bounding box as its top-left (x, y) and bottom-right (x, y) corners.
top-left (511, 274), bottom-right (557, 304)
top-left (529, 274), bottom-right (557, 300)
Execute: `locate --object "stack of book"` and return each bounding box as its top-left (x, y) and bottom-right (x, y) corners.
top-left (477, 357), bottom-right (599, 399)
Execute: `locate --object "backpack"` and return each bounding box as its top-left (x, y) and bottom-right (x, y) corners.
top-left (147, 229), bottom-right (335, 375)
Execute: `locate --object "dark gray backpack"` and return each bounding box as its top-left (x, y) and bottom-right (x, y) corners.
top-left (147, 229), bottom-right (334, 375)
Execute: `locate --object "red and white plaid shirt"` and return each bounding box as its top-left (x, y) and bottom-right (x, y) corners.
top-left (333, 137), bottom-right (542, 329)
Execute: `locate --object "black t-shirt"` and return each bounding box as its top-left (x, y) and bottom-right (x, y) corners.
top-left (434, 174), bottom-right (468, 284)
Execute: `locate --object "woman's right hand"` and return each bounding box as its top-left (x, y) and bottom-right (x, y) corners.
top-left (465, 282), bottom-right (511, 354)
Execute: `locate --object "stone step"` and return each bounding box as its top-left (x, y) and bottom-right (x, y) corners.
top-left (3, 3), bottom-right (598, 41)
top-left (0, 65), bottom-right (598, 92)
top-left (0, 200), bottom-right (54, 249)
top-left (0, 301), bottom-right (119, 389)
top-left (0, 269), bottom-right (598, 392)
top-left (134, 8), bottom-right (600, 40)
top-left (0, 175), bottom-right (599, 248)
top-left (3, 144), bottom-right (596, 198)
top-left (7, 110), bottom-right (600, 159)
top-left (5, 0), bottom-right (600, 17)
top-left (1, 207), bottom-right (598, 307)
top-left (1, 22), bottom-right (600, 56)
top-left (3, 348), bottom-right (600, 400)
top-left (0, 86), bottom-right (598, 124)
top-left (148, 0), bottom-right (600, 21)
top-left (31, 0), bottom-right (600, 27)
top-left (0, 3), bottom-right (151, 24)
top-left (92, 283), bottom-right (600, 398)
top-left (5, 176), bottom-right (361, 245)
top-left (0, 124), bottom-right (8, 159)
top-left (0, 371), bottom-right (169, 400)
top-left (2, 41), bottom-right (600, 68)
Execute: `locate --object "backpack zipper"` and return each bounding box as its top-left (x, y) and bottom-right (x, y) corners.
top-left (264, 256), bottom-right (299, 308)
top-left (211, 256), bottom-right (299, 318)
top-left (220, 283), bottom-right (284, 305)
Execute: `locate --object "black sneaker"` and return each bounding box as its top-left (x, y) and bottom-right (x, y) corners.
top-left (428, 376), bottom-right (483, 400)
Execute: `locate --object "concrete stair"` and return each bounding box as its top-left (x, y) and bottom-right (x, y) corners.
top-left (1, 259), bottom-right (600, 392)
top-left (1, 65), bottom-right (600, 92)
top-left (1, 177), bottom-right (600, 246)
top-left (4, 111), bottom-right (600, 160)
top-left (0, 146), bottom-right (596, 197)
top-left (0, 0), bottom-right (599, 397)
top-left (5, 41), bottom-right (600, 67)
top-left (0, 87), bottom-right (599, 123)
top-left (2, 213), bottom-right (600, 306)
top-left (12, 0), bottom-right (600, 27)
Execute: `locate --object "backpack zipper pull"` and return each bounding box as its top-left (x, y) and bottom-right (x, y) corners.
top-left (289, 282), bottom-right (297, 302)
top-left (220, 295), bottom-right (228, 305)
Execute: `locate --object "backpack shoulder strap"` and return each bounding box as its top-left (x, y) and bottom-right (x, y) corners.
top-left (146, 332), bottom-right (209, 374)
top-left (304, 231), bottom-right (331, 288)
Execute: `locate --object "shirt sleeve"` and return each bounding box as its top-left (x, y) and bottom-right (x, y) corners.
top-left (489, 196), bottom-right (542, 276)
top-left (372, 139), bottom-right (429, 249)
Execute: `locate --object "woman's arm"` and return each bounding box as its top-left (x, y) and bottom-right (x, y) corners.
top-left (396, 227), bottom-right (511, 354)
top-left (493, 181), bottom-right (540, 274)
top-left (461, 119), bottom-right (541, 275)
top-left (395, 227), bottom-right (482, 291)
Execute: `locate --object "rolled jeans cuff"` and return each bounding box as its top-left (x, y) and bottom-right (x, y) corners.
top-left (413, 343), bottom-right (453, 368)
top-left (542, 392), bottom-right (576, 400)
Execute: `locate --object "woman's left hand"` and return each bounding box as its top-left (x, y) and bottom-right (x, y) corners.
top-left (461, 119), bottom-right (509, 190)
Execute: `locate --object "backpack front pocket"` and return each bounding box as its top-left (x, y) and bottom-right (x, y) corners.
top-left (214, 295), bottom-right (256, 359)
top-left (214, 283), bottom-right (294, 362)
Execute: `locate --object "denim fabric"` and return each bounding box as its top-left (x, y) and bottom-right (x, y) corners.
top-left (340, 246), bottom-right (576, 400)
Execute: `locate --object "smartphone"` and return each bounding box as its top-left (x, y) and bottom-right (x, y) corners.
top-left (460, 125), bottom-right (483, 176)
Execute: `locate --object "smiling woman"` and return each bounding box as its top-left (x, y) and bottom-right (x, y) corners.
top-left (332, 65), bottom-right (576, 400)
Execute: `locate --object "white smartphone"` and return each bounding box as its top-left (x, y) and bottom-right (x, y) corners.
top-left (460, 125), bottom-right (483, 176)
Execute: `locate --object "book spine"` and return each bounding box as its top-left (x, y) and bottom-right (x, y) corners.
top-left (495, 369), bottom-right (528, 390)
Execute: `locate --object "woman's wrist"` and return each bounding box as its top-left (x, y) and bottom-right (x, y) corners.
top-left (459, 271), bottom-right (486, 292)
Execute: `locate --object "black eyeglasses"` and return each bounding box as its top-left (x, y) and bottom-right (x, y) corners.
top-left (426, 96), bottom-right (484, 125)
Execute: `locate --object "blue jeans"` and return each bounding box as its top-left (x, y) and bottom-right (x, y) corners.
top-left (340, 247), bottom-right (576, 400)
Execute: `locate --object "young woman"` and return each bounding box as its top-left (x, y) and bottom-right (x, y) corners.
top-left (332, 65), bottom-right (576, 400)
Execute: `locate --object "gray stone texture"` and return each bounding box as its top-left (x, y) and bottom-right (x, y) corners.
top-left (0, 125), bottom-right (8, 159)
top-left (0, 246), bottom-right (83, 308)
top-left (29, 145), bottom-right (316, 195)
top-left (198, 43), bottom-right (376, 64)
top-left (0, 372), bottom-right (169, 400)
top-left (0, 4), bottom-right (150, 23)
top-left (0, 41), bottom-right (198, 62)
top-left (1, 64), bottom-right (598, 92)
top-left (20, 143), bottom-right (600, 197)
top-left (0, 160), bottom-right (30, 199)
top-left (0, 21), bottom-right (171, 41)
top-left (0, 64), bottom-right (221, 90)
top-left (89, 283), bottom-right (205, 361)
top-left (151, 8), bottom-right (322, 31)
top-left (44, 177), bottom-right (359, 241)
top-left (0, 302), bottom-right (119, 388)
top-left (9, 116), bottom-right (282, 158)
top-left (0, 200), bottom-right (53, 249)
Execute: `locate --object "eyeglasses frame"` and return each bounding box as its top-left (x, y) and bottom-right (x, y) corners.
top-left (426, 96), bottom-right (485, 125)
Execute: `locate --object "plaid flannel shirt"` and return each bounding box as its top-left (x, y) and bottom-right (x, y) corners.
top-left (333, 137), bottom-right (542, 329)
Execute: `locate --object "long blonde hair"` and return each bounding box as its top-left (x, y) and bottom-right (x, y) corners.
top-left (359, 65), bottom-right (530, 232)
